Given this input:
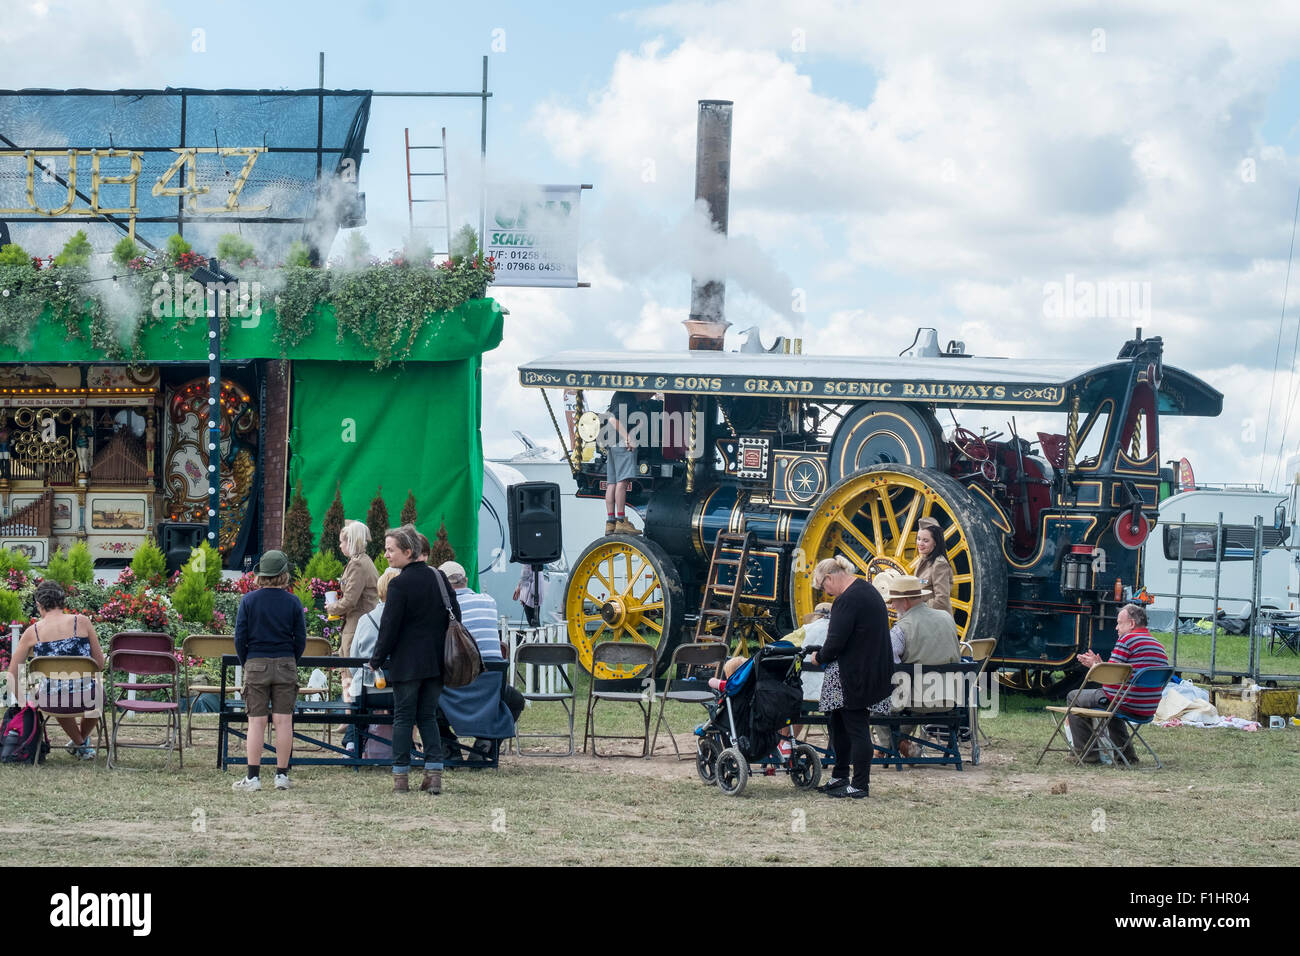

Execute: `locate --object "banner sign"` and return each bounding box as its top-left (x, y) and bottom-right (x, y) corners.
top-left (519, 366), bottom-right (1068, 407)
top-left (486, 184), bottom-right (582, 287)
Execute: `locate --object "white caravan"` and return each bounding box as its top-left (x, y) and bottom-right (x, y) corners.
top-left (476, 460), bottom-right (561, 628)
top-left (478, 451), bottom-right (645, 629)
top-left (1145, 487), bottom-right (1298, 618)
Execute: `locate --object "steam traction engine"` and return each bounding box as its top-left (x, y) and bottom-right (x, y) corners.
top-left (518, 331), bottom-right (1222, 687)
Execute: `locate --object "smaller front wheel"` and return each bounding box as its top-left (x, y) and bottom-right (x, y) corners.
top-left (696, 737), bottom-right (722, 786)
top-left (716, 747), bottom-right (749, 797)
top-left (790, 743), bottom-right (822, 790)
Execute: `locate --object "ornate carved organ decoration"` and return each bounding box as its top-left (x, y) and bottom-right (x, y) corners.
top-left (0, 365), bottom-right (160, 563)
top-left (164, 379), bottom-right (258, 554)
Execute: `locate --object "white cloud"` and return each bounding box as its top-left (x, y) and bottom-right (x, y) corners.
top-left (0, 1), bottom-right (179, 88)
top-left (519, 3), bottom-right (1300, 483)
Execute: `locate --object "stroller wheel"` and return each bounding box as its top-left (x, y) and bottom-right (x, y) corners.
top-left (716, 747), bottom-right (749, 797)
top-left (789, 743), bottom-right (822, 790)
top-left (696, 737), bottom-right (722, 786)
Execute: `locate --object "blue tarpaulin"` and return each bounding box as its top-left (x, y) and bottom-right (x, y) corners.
top-left (0, 88), bottom-right (371, 253)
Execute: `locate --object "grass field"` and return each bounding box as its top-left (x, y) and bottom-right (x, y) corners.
top-left (1152, 630), bottom-right (1300, 678)
top-left (3, 680), bottom-right (1298, 867)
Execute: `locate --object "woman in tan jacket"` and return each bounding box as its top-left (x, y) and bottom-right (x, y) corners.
top-left (913, 516), bottom-right (954, 617)
top-left (326, 520), bottom-right (379, 656)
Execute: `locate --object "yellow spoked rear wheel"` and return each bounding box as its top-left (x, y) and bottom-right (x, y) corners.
top-left (791, 464), bottom-right (1007, 643)
top-left (565, 534), bottom-right (684, 679)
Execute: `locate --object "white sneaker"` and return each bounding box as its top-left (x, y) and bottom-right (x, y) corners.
top-left (232, 775), bottom-right (262, 792)
top-left (274, 773), bottom-right (292, 790)
top-left (65, 740), bottom-right (83, 756)
top-left (78, 746), bottom-right (96, 761)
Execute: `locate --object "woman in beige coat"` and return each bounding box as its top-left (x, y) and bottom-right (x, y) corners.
top-left (326, 520), bottom-right (379, 656)
top-left (913, 517), bottom-right (954, 617)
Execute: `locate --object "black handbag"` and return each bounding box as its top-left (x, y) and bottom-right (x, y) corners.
top-left (434, 570), bottom-right (483, 689)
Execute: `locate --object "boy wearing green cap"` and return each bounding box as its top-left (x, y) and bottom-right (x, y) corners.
top-left (232, 550), bottom-right (307, 792)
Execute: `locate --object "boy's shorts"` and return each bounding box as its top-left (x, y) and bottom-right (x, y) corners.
top-left (243, 657), bottom-right (298, 716)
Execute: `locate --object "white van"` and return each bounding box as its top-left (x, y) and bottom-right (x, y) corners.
top-left (478, 455), bottom-right (645, 629)
top-left (1145, 487), bottom-right (1297, 617)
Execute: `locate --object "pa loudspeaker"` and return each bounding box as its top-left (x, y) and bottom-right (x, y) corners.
top-left (507, 481), bottom-right (562, 565)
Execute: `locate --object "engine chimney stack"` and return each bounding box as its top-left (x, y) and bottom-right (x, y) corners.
top-left (684, 99), bottom-right (733, 351)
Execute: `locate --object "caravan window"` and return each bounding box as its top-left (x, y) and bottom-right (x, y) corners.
top-left (1162, 525), bottom-right (1288, 562)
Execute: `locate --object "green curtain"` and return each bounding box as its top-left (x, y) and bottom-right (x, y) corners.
top-left (289, 359), bottom-right (482, 587)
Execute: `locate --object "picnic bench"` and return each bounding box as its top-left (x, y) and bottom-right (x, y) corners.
top-left (216, 655), bottom-right (514, 771)
top-left (797, 660), bottom-right (986, 771)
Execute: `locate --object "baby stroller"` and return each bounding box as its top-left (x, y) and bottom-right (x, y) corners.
top-left (694, 641), bottom-right (822, 796)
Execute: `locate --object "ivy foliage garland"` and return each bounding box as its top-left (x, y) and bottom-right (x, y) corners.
top-left (0, 245), bottom-right (496, 369)
top-left (330, 256), bottom-right (495, 369)
top-left (0, 262), bottom-right (96, 350)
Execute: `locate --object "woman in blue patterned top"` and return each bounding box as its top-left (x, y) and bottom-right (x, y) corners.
top-left (6, 581), bottom-right (106, 759)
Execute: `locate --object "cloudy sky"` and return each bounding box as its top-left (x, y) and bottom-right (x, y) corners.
top-left (3, 0), bottom-right (1300, 488)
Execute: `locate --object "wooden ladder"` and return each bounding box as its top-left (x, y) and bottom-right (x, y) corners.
top-left (694, 530), bottom-right (755, 645)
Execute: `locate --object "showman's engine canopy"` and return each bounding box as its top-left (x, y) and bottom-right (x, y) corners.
top-left (519, 332), bottom-right (1223, 688)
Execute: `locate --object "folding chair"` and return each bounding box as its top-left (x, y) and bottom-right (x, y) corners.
top-left (1107, 665), bottom-right (1174, 769)
top-left (649, 642), bottom-right (727, 758)
top-left (300, 636), bottom-right (336, 699)
top-left (440, 661), bottom-right (513, 767)
top-left (582, 642), bottom-right (657, 757)
top-left (298, 636), bottom-right (337, 746)
top-left (1035, 662), bottom-right (1133, 767)
top-left (962, 638), bottom-right (997, 757)
top-left (27, 655), bottom-right (106, 763)
top-left (107, 631), bottom-right (177, 749)
top-left (180, 634), bottom-right (237, 745)
top-left (513, 642), bottom-right (578, 756)
top-left (108, 639), bottom-right (183, 770)
top-left (1268, 620), bottom-right (1300, 656)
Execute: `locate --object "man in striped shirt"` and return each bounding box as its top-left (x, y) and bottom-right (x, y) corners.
top-left (440, 562), bottom-right (526, 753)
top-left (1069, 603), bottom-right (1169, 763)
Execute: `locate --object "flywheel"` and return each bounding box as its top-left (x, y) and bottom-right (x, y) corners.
top-left (791, 464), bottom-right (1007, 644)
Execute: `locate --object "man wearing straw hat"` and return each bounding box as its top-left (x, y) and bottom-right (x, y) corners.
top-left (878, 574), bottom-right (960, 759)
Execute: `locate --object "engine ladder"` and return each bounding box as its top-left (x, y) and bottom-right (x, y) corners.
top-left (694, 530), bottom-right (756, 645)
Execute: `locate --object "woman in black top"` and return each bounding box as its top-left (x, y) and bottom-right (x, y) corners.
top-left (808, 555), bottom-right (893, 799)
top-left (369, 525), bottom-right (462, 794)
